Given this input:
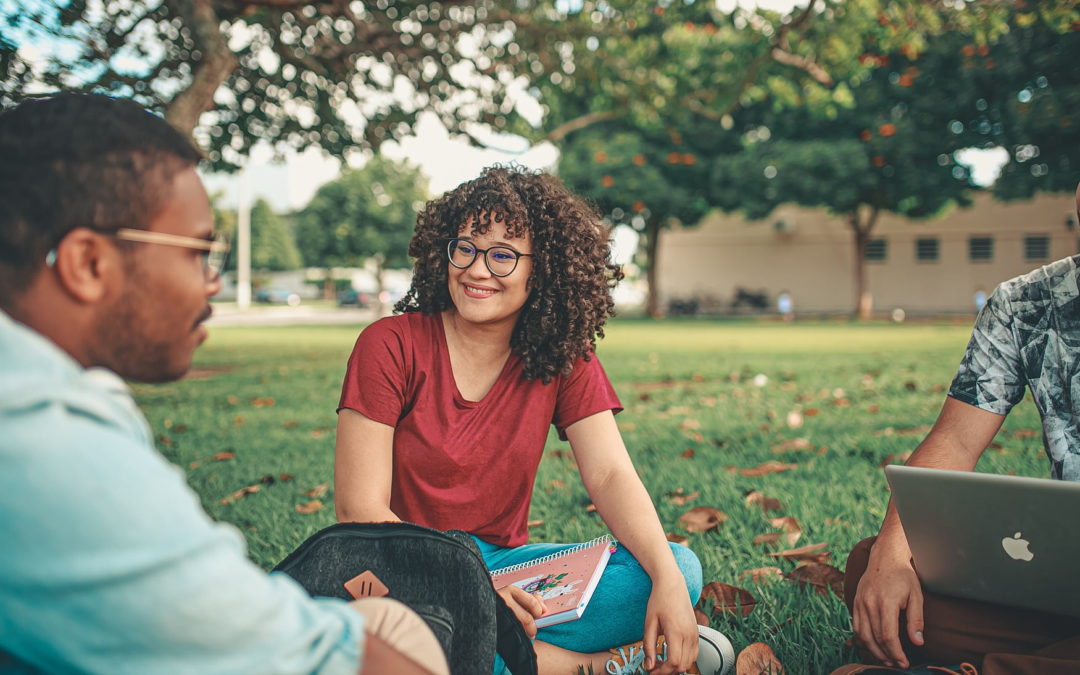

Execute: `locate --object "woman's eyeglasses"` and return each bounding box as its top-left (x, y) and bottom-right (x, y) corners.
top-left (447, 238), bottom-right (532, 278)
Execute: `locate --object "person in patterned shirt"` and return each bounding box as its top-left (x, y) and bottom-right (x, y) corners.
top-left (836, 183), bottom-right (1080, 675)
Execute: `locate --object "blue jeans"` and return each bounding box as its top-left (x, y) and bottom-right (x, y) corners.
top-left (473, 537), bottom-right (703, 673)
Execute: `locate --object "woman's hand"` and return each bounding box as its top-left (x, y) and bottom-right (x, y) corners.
top-left (642, 579), bottom-right (699, 674)
top-left (495, 585), bottom-right (546, 639)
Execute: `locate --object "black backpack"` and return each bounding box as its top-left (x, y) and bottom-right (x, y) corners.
top-left (273, 521), bottom-right (537, 675)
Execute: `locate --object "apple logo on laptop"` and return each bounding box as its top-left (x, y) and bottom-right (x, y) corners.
top-left (1001, 532), bottom-right (1034, 562)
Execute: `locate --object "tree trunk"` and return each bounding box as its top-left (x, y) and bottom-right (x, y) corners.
top-left (162, 0), bottom-right (237, 135)
top-left (323, 267), bottom-right (335, 301)
top-left (849, 207), bottom-right (880, 320)
top-left (644, 220), bottom-right (663, 319)
top-left (373, 254), bottom-right (386, 317)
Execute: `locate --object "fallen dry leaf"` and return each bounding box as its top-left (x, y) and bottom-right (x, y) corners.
top-left (769, 516), bottom-right (801, 532)
top-left (727, 461), bottom-right (798, 477)
top-left (879, 451), bottom-right (912, 467)
top-left (226, 395), bottom-right (239, 405)
top-left (679, 506), bottom-right (728, 533)
top-left (666, 489), bottom-right (701, 506)
top-left (681, 448), bottom-right (696, 459)
top-left (295, 500), bottom-right (323, 514)
top-left (803, 408), bottom-right (819, 417)
top-left (188, 461), bottom-right (200, 469)
top-left (220, 484), bottom-right (261, 505)
top-left (681, 418), bottom-right (701, 431)
top-left (233, 415), bottom-right (245, 426)
top-left (157, 435), bottom-right (173, 447)
top-left (585, 503), bottom-right (597, 513)
top-left (766, 542), bottom-right (830, 564)
top-left (283, 420), bottom-right (299, 428)
top-left (785, 410), bottom-right (803, 429)
top-left (867, 404), bottom-right (881, 413)
top-left (739, 567), bottom-right (784, 584)
top-left (526, 519), bottom-right (544, 528)
top-left (667, 532), bottom-right (689, 546)
top-left (259, 474), bottom-right (276, 485)
top-left (278, 474), bottom-right (295, 482)
top-left (744, 491), bottom-right (783, 512)
top-left (752, 533), bottom-right (785, 547)
top-left (212, 451), bottom-right (235, 462)
top-left (770, 438), bottom-right (812, 454)
top-left (251, 397), bottom-right (276, 407)
top-left (786, 562), bottom-right (844, 598)
top-left (831, 398), bottom-right (851, 407)
top-left (694, 609), bottom-right (710, 626)
top-left (735, 642), bottom-right (786, 674)
top-left (1013, 428), bottom-right (1039, 439)
top-left (698, 581), bottom-right (756, 617)
top-left (304, 482), bottom-right (329, 498)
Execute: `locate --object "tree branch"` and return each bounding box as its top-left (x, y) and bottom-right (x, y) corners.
top-left (770, 46), bottom-right (834, 86)
top-left (164, 0), bottom-right (237, 135)
top-left (543, 110), bottom-right (621, 142)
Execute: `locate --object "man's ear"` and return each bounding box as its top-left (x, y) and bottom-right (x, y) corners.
top-left (51, 228), bottom-right (122, 304)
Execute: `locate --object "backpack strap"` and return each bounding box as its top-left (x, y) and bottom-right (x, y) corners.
top-left (493, 592), bottom-right (539, 675)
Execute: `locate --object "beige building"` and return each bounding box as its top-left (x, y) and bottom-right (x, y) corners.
top-left (656, 191), bottom-right (1079, 315)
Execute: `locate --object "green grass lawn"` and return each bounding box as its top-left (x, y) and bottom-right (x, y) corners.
top-left (133, 318), bottom-right (1047, 673)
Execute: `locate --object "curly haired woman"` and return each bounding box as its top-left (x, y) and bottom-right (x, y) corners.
top-left (334, 166), bottom-right (733, 675)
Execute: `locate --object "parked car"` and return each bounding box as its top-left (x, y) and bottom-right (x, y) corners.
top-left (337, 289), bottom-right (373, 307)
top-left (255, 288), bottom-right (301, 306)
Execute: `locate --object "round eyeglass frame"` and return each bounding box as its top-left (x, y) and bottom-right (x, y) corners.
top-left (446, 238), bottom-right (533, 278)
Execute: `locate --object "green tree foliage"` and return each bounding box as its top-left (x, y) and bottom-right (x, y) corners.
top-left (711, 8), bottom-right (1079, 318)
top-left (1, 1), bottom-right (529, 169)
top-left (212, 197), bottom-right (301, 272)
top-left (295, 156), bottom-right (427, 301)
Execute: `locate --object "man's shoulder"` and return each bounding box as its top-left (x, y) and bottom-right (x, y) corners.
top-left (997, 256), bottom-right (1080, 303)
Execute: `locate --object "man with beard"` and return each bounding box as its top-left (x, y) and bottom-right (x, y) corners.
top-left (0, 93), bottom-right (447, 675)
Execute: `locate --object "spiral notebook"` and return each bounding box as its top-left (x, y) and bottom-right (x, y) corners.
top-left (489, 535), bottom-right (617, 628)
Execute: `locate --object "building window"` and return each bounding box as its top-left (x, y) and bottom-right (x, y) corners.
top-left (968, 236), bottom-right (994, 262)
top-left (916, 237), bottom-right (939, 262)
top-left (865, 238), bottom-right (887, 262)
top-left (1025, 235), bottom-right (1050, 262)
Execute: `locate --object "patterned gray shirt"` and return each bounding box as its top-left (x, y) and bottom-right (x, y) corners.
top-left (949, 256), bottom-right (1080, 481)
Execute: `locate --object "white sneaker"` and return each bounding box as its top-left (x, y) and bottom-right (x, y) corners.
top-left (605, 625), bottom-right (734, 675)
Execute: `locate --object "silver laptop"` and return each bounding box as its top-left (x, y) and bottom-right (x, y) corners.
top-left (886, 464), bottom-right (1080, 617)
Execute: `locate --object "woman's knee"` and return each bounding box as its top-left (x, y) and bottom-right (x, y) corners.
top-left (669, 542), bottom-right (703, 604)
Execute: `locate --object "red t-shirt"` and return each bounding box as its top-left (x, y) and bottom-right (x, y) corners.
top-left (338, 312), bottom-right (622, 547)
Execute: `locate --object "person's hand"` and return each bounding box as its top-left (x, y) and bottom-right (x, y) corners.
top-left (642, 581), bottom-right (698, 674)
top-left (851, 554), bottom-right (925, 669)
top-left (495, 585), bottom-right (546, 639)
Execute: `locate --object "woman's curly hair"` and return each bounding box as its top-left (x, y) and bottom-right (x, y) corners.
top-left (395, 165), bottom-right (624, 383)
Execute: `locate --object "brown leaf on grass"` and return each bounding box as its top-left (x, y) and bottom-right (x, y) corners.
top-left (295, 500), bottom-right (324, 514)
top-left (212, 451), bottom-right (235, 462)
top-left (744, 491), bottom-right (783, 512)
top-left (304, 482), bottom-right (329, 498)
top-left (727, 461), bottom-right (798, 477)
top-left (1013, 428), bottom-right (1039, 439)
top-left (259, 474), bottom-right (276, 485)
top-left (680, 418), bottom-right (701, 431)
top-left (904, 381), bottom-right (918, 391)
top-left (752, 533), bottom-right (785, 547)
top-left (173, 424), bottom-right (187, 433)
top-left (526, 519), bottom-right (544, 528)
top-left (667, 532), bottom-right (689, 546)
top-left (785, 410), bottom-right (803, 429)
top-left (585, 503), bottom-right (597, 513)
top-left (786, 562), bottom-right (844, 598)
top-left (619, 422), bottom-right (637, 431)
top-left (188, 461), bottom-right (200, 469)
top-left (680, 448), bottom-right (696, 459)
top-left (666, 489), bottom-right (701, 506)
top-left (803, 408), bottom-right (819, 417)
top-left (226, 395), bottom-right (239, 405)
top-left (766, 542), bottom-right (830, 563)
top-left (735, 642), bottom-right (786, 674)
top-left (769, 516), bottom-right (801, 532)
top-left (233, 415), bottom-right (245, 426)
top-left (867, 404), bottom-right (881, 414)
top-left (220, 484), bottom-right (261, 505)
top-left (548, 449), bottom-right (571, 459)
top-left (278, 474), bottom-right (295, 482)
top-left (694, 609), bottom-right (710, 626)
top-left (283, 420), bottom-right (299, 429)
top-left (739, 567), bottom-right (784, 584)
top-left (698, 581), bottom-right (756, 617)
top-left (251, 397), bottom-right (276, 407)
top-left (679, 506), bottom-right (728, 533)
top-left (770, 438), bottom-right (812, 454)
top-left (157, 435), bottom-right (174, 447)
top-left (879, 451), bottom-right (912, 467)
top-left (876, 425), bottom-right (931, 437)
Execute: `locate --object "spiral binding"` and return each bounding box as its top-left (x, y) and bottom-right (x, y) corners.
top-left (488, 534), bottom-right (616, 577)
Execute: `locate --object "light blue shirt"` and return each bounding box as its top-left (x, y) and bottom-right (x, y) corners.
top-left (0, 310), bottom-right (364, 674)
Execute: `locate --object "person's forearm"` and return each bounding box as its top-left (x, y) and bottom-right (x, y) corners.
top-left (872, 425), bottom-right (985, 562)
top-left (587, 468), bottom-right (683, 583)
top-left (336, 502), bottom-right (400, 523)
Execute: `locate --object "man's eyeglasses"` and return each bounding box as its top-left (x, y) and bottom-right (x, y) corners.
top-left (47, 228), bottom-right (231, 279)
top-left (447, 238), bottom-right (533, 278)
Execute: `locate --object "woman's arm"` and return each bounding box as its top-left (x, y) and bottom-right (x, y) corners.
top-left (565, 410), bottom-right (699, 675)
top-left (334, 408), bottom-right (400, 523)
